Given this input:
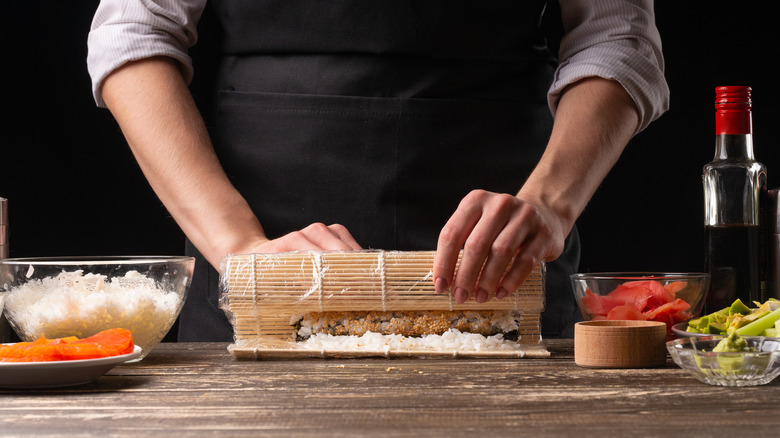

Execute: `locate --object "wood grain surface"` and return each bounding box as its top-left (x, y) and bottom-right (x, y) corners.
top-left (1, 341), bottom-right (778, 437)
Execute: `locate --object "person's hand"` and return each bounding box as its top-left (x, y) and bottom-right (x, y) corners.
top-left (242, 222), bottom-right (362, 254)
top-left (433, 190), bottom-right (566, 304)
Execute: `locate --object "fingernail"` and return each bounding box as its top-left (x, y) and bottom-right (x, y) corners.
top-left (454, 287), bottom-right (469, 304)
top-left (434, 276), bottom-right (449, 294)
top-left (476, 288), bottom-right (489, 303)
top-left (496, 287), bottom-right (508, 299)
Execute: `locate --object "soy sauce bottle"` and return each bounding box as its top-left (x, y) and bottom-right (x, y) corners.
top-left (703, 86), bottom-right (768, 313)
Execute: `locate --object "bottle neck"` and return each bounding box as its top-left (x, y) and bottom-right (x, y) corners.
top-left (714, 134), bottom-right (755, 160)
top-left (714, 101), bottom-right (753, 160)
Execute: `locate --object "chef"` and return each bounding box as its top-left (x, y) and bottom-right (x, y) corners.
top-left (87, 0), bottom-right (669, 341)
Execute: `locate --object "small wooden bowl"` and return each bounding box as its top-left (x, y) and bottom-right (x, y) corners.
top-left (574, 320), bottom-right (667, 368)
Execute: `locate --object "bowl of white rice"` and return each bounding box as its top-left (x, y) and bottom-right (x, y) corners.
top-left (0, 256), bottom-right (194, 361)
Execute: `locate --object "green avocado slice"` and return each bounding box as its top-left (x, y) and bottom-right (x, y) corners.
top-left (729, 299), bottom-right (751, 316)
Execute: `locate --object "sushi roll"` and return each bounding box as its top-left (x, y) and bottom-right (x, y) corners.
top-left (293, 310), bottom-right (522, 341)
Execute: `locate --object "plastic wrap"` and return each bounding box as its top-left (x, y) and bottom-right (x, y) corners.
top-left (219, 250), bottom-right (548, 359)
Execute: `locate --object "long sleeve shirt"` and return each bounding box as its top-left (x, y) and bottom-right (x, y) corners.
top-left (87, 0), bottom-right (669, 133)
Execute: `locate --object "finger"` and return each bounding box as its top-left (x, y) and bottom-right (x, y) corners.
top-left (433, 194), bottom-right (484, 294)
top-left (496, 234), bottom-right (548, 299)
top-left (326, 224), bottom-right (362, 250)
top-left (257, 231), bottom-right (325, 253)
top-left (453, 195), bottom-right (517, 303)
top-left (472, 221), bottom-right (529, 303)
top-left (455, 232), bottom-right (496, 303)
top-left (255, 223), bottom-right (359, 253)
top-left (300, 223), bottom-right (361, 250)
top-left (473, 203), bottom-right (539, 302)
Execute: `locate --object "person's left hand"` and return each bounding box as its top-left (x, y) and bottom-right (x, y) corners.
top-left (433, 189), bottom-right (566, 304)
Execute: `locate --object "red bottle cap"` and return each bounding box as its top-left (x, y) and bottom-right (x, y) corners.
top-left (715, 86), bottom-right (752, 135)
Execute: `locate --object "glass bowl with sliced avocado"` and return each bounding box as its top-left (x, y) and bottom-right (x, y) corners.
top-left (672, 298), bottom-right (780, 338)
top-left (666, 333), bottom-right (780, 386)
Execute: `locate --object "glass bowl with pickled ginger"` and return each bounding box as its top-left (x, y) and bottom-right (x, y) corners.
top-left (570, 272), bottom-right (710, 336)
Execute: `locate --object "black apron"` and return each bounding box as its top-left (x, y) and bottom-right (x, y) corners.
top-left (179, 0), bottom-right (582, 341)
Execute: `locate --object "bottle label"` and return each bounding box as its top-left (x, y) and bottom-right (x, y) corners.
top-left (716, 108), bottom-right (751, 134)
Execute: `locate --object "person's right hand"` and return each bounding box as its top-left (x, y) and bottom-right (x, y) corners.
top-left (243, 222), bottom-right (363, 254)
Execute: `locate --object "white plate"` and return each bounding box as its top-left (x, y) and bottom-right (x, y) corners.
top-left (0, 345), bottom-right (142, 388)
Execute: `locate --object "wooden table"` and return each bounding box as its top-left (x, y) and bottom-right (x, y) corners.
top-left (2, 340), bottom-right (778, 437)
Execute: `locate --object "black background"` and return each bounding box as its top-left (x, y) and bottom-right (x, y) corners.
top-left (2, 3), bottom-right (777, 281)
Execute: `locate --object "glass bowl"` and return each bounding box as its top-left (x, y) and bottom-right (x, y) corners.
top-left (666, 336), bottom-right (780, 386)
top-left (0, 256), bottom-right (194, 361)
top-left (570, 273), bottom-right (710, 334)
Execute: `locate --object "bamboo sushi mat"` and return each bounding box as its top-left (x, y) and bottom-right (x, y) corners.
top-left (220, 250), bottom-right (549, 359)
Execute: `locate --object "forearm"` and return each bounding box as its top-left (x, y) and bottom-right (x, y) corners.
top-left (518, 77), bottom-right (639, 235)
top-left (101, 57), bottom-right (267, 268)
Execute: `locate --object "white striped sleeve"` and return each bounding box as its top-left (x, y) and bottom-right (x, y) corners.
top-left (87, 0), bottom-right (206, 107)
top-left (549, 0), bottom-right (670, 133)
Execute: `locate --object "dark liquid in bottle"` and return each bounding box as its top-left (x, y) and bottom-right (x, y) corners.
top-left (704, 224), bottom-right (760, 312)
